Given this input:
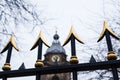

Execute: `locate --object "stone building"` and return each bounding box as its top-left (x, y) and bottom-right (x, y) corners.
top-left (41, 33), bottom-right (70, 80)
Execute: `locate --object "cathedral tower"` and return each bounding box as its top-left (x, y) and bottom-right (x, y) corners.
top-left (41, 33), bottom-right (70, 80)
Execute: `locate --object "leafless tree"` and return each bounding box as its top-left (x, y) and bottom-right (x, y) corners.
top-left (78, 0), bottom-right (120, 79)
top-left (0, 0), bottom-right (46, 33)
top-left (0, 0), bottom-right (50, 59)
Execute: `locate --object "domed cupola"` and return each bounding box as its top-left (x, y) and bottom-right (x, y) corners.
top-left (45, 33), bottom-right (66, 54)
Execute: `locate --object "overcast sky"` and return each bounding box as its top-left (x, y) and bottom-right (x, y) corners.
top-left (0, 0), bottom-right (115, 80)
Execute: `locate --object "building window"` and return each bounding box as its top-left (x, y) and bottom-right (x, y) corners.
top-left (52, 75), bottom-right (59, 80)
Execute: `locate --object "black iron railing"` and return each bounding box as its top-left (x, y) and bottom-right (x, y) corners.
top-left (0, 21), bottom-right (120, 80)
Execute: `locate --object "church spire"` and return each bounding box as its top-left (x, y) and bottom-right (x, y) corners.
top-left (45, 32), bottom-right (66, 55)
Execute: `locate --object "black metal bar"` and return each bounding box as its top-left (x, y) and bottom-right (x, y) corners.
top-left (112, 68), bottom-right (119, 80)
top-left (2, 76), bottom-right (7, 80)
top-left (6, 43), bottom-right (12, 63)
top-left (105, 30), bottom-right (113, 51)
top-left (38, 40), bottom-right (42, 59)
top-left (73, 71), bottom-right (77, 80)
top-left (0, 60), bottom-right (120, 78)
top-left (105, 30), bottom-right (119, 80)
top-left (71, 35), bottom-right (76, 56)
top-left (36, 73), bottom-right (41, 80)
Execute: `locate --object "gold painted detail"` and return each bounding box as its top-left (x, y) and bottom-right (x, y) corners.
top-left (1, 34), bottom-right (19, 53)
top-left (97, 21), bottom-right (119, 42)
top-left (35, 59), bottom-right (44, 67)
top-left (107, 51), bottom-right (117, 60)
top-left (63, 26), bottom-right (84, 46)
top-left (70, 56), bottom-right (79, 64)
top-left (2, 63), bottom-right (11, 70)
top-left (31, 31), bottom-right (50, 50)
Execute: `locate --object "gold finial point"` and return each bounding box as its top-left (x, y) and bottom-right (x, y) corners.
top-left (30, 31), bottom-right (50, 50)
top-left (63, 26), bottom-right (84, 46)
top-left (97, 21), bottom-right (119, 42)
top-left (1, 34), bottom-right (19, 53)
top-left (10, 34), bottom-right (19, 51)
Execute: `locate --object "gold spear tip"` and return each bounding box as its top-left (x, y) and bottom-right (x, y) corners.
top-left (63, 26), bottom-right (84, 46)
top-left (30, 31), bottom-right (50, 50)
top-left (97, 21), bottom-right (119, 42)
top-left (1, 34), bottom-right (19, 53)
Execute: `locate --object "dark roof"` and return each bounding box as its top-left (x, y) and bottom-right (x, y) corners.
top-left (45, 33), bottom-right (66, 54)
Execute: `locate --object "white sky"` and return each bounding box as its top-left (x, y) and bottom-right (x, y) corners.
top-left (0, 0), bottom-right (115, 80)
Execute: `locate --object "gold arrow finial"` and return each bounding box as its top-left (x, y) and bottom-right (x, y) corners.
top-left (38, 32), bottom-right (49, 47)
top-left (63, 26), bottom-right (84, 46)
top-left (97, 21), bottom-right (119, 42)
top-left (1, 34), bottom-right (19, 53)
top-left (30, 31), bottom-right (50, 50)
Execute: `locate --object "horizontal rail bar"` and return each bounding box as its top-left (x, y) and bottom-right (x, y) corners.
top-left (0, 60), bottom-right (120, 78)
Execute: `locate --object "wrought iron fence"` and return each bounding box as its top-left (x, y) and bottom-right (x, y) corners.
top-left (0, 21), bottom-right (120, 80)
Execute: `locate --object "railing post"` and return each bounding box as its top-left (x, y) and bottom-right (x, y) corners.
top-left (3, 76), bottom-right (7, 80)
top-left (63, 26), bottom-right (84, 80)
top-left (70, 35), bottom-right (78, 80)
top-left (1, 34), bottom-right (19, 71)
top-left (73, 71), bottom-right (77, 80)
top-left (112, 68), bottom-right (119, 80)
top-left (97, 21), bottom-right (120, 80)
top-left (36, 73), bottom-right (41, 80)
top-left (30, 32), bottom-right (49, 80)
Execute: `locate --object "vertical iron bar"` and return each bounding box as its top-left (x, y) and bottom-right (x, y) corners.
top-left (38, 40), bottom-right (42, 60)
top-left (105, 30), bottom-right (113, 51)
top-left (36, 39), bottom-right (42, 80)
top-left (73, 71), bottom-right (77, 80)
top-left (71, 35), bottom-right (76, 56)
top-left (36, 73), bottom-right (41, 80)
top-left (105, 30), bottom-right (119, 79)
top-left (112, 68), bottom-right (119, 80)
top-left (71, 35), bottom-right (77, 80)
top-left (6, 43), bottom-right (12, 63)
top-left (3, 76), bottom-right (7, 80)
